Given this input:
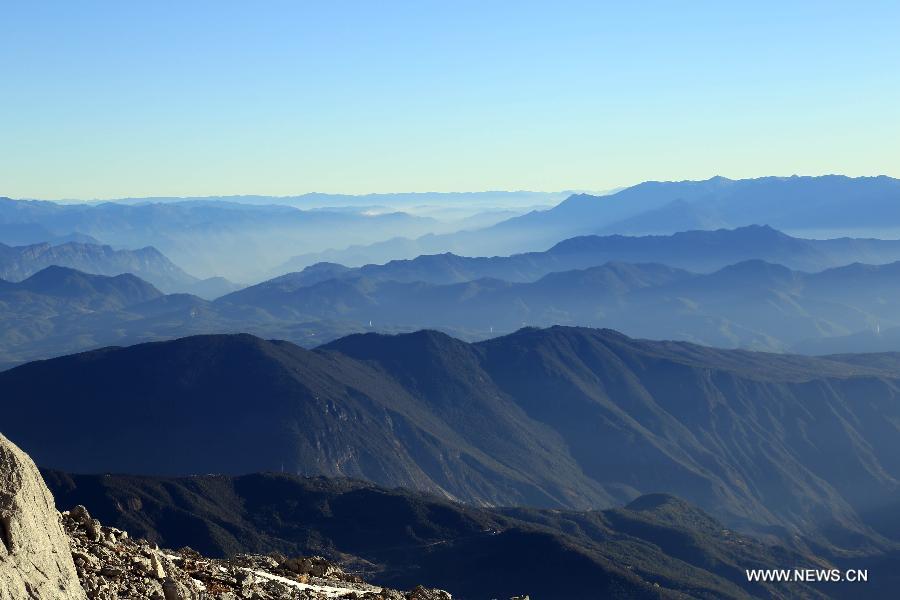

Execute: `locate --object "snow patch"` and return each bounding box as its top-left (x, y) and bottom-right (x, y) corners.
top-left (249, 569), bottom-right (381, 597)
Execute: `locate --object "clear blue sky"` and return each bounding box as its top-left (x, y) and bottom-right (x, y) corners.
top-left (2, 1), bottom-right (898, 199)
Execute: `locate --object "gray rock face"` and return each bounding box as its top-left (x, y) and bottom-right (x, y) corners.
top-left (0, 432), bottom-right (87, 600)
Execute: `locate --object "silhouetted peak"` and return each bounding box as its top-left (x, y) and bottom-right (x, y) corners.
top-left (714, 259), bottom-right (794, 278)
top-left (495, 325), bottom-right (632, 347)
top-left (622, 493), bottom-right (722, 531)
top-left (549, 225), bottom-right (798, 255)
top-left (625, 493), bottom-right (688, 512)
top-left (546, 235), bottom-right (619, 252)
top-left (726, 224), bottom-right (789, 238)
top-left (23, 264), bottom-right (85, 281)
top-left (555, 192), bottom-right (604, 208)
top-left (66, 332), bottom-right (302, 373)
top-left (300, 262), bottom-right (351, 275)
top-left (157, 332), bottom-right (272, 352)
top-left (323, 328), bottom-right (463, 361)
top-left (18, 266), bottom-right (161, 297)
top-left (666, 224), bottom-right (787, 242)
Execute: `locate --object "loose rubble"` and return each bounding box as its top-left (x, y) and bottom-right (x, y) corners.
top-left (63, 503), bottom-right (452, 600)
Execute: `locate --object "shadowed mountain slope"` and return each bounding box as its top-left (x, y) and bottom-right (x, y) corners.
top-left (4, 327), bottom-right (900, 557)
top-left (3, 331), bottom-right (613, 509)
top-left (44, 471), bottom-right (837, 600)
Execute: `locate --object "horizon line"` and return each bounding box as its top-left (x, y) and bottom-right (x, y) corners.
top-left (5, 172), bottom-right (898, 203)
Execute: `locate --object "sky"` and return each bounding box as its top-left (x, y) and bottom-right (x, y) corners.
top-left (1, 1), bottom-right (898, 199)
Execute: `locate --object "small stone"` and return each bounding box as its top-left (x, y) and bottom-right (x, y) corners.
top-left (86, 519), bottom-right (102, 542)
top-left (406, 586), bottom-right (453, 600)
top-left (162, 577), bottom-right (194, 600)
top-left (100, 566), bottom-right (124, 578)
top-left (150, 552), bottom-right (167, 579)
top-left (69, 504), bottom-right (92, 523)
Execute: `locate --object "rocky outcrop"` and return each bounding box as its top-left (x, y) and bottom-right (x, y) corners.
top-left (64, 503), bottom-right (453, 600)
top-left (0, 433), bottom-right (87, 600)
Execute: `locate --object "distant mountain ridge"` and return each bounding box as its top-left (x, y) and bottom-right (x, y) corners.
top-left (279, 176), bottom-right (900, 267)
top-left (594, 175), bottom-right (900, 234)
top-left (0, 266), bottom-right (168, 367)
top-left (458, 174), bottom-right (900, 244)
top-left (6, 265), bottom-right (163, 305)
top-left (270, 225), bottom-right (900, 287)
top-left (0, 265), bottom-right (423, 369)
top-left (0, 240), bottom-right (218, 294)
top-left (5, 327), bottom-right (900, 557)
top-left (102, 190), bottom-right (569, 210)
top-left (0, 221), bottom-right (101, 246)
top-left (12, 249), bottom-right (900, 369)
top-left (0, 196), bottom-right (462, 280)
top-left (9, 176), bottom-right (899, 280)
top-left (220, 254), bottom-right (900, 351)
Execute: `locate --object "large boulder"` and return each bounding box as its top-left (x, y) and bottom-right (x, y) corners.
top-left (0, 433), bottom-right (87, 600)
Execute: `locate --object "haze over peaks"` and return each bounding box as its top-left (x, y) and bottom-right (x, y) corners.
top-left (280, 175), bottom-right (900, 269)
top-left (11, 223), bottom-right (900, 368)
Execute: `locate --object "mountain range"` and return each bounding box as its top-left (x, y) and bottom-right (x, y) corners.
top-left (5, 326), bottom-right (900, 559)
top-left (221, 255), bottom-right (900, 351)
top-left (0, 222), bottom-right (101, 246)
top-left (8, 177), bottom-right (900, 597)
top-left (44, 471), bottom-right (845, 600)
top-left (0, 196), bottom-right (463, 281)
top-left (0, 266), bottom-right (421, 369)
top-left (11, 227), bottom-right (900, 368)
top-left (274, 225), bottom-right (900, 287)
top-left (279, 176), bottom-right (900, 268)
top-left (105, 190), bottom-right (565, 227)
top-left (8, 176), bottom-right (900, 281)
top-left (502, 175), bottom-right (900, 239)
top-left (0, 240), bottom-right (237, 298)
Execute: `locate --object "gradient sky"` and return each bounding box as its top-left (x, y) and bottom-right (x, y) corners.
top-left (2, 1), bottom-right (898, 199)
